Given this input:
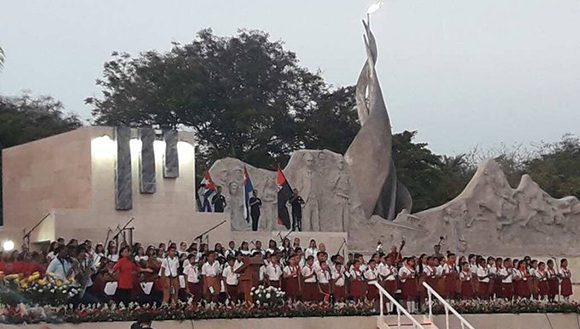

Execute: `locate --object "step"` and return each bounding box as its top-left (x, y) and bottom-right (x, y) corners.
top-left (378, 314), bottom-right (438, 329)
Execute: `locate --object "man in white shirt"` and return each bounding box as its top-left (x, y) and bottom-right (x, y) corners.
top-left (266, 254), bottom-right (283, 287)
top-left (183, 254), bottom-right (201, 301)
top-left (160, 246), bottom-right (180, 305)
top-left (46, 247), bottom-right (72, 280)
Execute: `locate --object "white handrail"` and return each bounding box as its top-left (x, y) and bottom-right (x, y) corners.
top-left (372, 281), bottom-right (426, 329)
top-left (422, 281), bottom-right (475, 329)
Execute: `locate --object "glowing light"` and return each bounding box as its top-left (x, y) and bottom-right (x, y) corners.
top-left (367, 0), bottom-right (384, 14)
top-left (177, 141), bottom-right (195, 163)
top-left (91, 135), bottom-right (116, 160)
top-left (153, 140), bottom-right (166, 155)
top-left (2, 240), bottom-right (15, 251)
top-left (130, 139), bottom-right (142, 154)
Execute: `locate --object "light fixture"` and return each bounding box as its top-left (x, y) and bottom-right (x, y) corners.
top-left (2, 240), bottom-right (15, 252)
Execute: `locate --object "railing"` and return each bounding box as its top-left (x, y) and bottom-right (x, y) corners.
top-left (422, 282), bottom-right (475, 329)
top-left (372, 281), bottom-right (426, 329)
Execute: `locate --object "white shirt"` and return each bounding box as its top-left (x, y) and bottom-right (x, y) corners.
top-left (499, 267), bottom-right (513, 283)
top-left (459, 270), bottom-right (472, 281)
top-left (183, 264), bottom-right (200, 283)
top-left (160, 256), bottom-right (180, 277)
top-left (317, 269), bottom-right (331, 284)
top-left (222, 265), bottom-right (239, 286)
top-left (536, 269), bottom-right (548, 281)
top-left (398, 266), bottom-right (416, 283)
top-left (135, 255), bottom-right (149, 263)
top-left (224, 248), bottom-right (236, 259)
top-left (305, 247), bottom-right (318, 259)
top-left (378, 263), bottom-right (397, 281)
top-left (559, 268), bottom-right (571, 279)
top-left (283, 265), bottom-right (300, 278)
top-left (266, 263), bottom-right (283, 281)
top-left (201, 261), bottom-right (221, 277)
top-left (302, 265), bottom-right (317, 283)
top-left (477, 265), bottom-right (489, 283)
top-left (350, 268), bottom-right (364, 281)
top-left (364, 267), bottom-right (379, 282)
top-left (332, 266), bottom-right (345, 286)
top-left (442, 263), bottom-right (456, 275)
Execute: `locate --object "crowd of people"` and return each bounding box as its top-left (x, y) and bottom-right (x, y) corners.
top-left (0, 237), bottom-right (574, 313)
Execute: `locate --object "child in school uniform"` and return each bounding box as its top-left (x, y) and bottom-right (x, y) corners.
top-left (513, 261), bottom-right (531, 299)
top-left (201, 251), bottom-right (222, 302)
top-left (559, 259), bottom-right (573, 301)
top-left (349, 259), bottom-right (366, 302)
top-left (266, 253), bottom-right (283, 288)
top-left (222, 256), bottom-right (239, 302)
top-left (364, 259), bottom-right (380, 302)
top-left (331, 256), bottom-right (347, 302)
top-left (379, 256), bottom-right (398, 297)
top-left (536, 261), bottom-right (549, 301)
top-left (442, 254), bottom-right (459, 300)
top-left (183, 254), bottom-right (201, 302)
top-left (459, 262), bottom-right (474, 300)
top-left (398, 257), bottom-right (418, 313)
top-left (316, 261), bottom-right (332, 303)
top-left (499, 258), bottom-right (514, 301)
top-left (283, 254), bottom-right (302, 301)
top-left (301, 255), bottom-right (318, 302)
top-left (547, 259), bottom-right (559, 302)
top-left (476, 258), bottom-right (490, 300)
top-left (493, 257), bottom-right (504, 299)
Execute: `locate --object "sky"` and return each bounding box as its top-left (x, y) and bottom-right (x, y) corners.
top-left (1, 0), bottom-right (579, 155)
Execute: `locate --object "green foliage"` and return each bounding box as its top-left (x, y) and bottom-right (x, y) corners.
top-left (0, 94), bottom-right (82, 223)
top-left (87, 29), bottom-right (356, 171)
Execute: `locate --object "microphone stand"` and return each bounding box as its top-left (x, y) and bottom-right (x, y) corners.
top-left (194, 220), bottom-right (227, 247)
top-left (22, 213), bottom-right (51, 250)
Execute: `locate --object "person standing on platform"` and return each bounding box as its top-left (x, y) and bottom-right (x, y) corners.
top-left (159, 246), bottom-right (180, 305)
top-left (212, 186), bottom-right (227, 213)
top-left (289, 189), bottom-right (305, 231)
top-left (249, 191), bottom-right (262, 231)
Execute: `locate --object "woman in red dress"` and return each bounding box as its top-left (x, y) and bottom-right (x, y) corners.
top-left (559, 259), bottom-right (573, 301)
top-left (111, 246), bottom-right (152, 304)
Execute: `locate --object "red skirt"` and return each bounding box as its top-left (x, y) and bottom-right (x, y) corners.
top-left (502, 283), bottom-right (514, 299)
top-left (548, 279), bottom-right (559, 297)
top-left (284, 277), bottom-right (300, 299)
top-left (319, 283), bottom-right (331, 302)
top-left (461, 281), bottom-right (474, 299)
top-left (478, 282), bottom-right (490, 299)
top-left (383, 280), bottom-right (398, 295)
top-left (538, 281), bottom-right (549, 297)
top-left (303, 282), bottom-right (318, 301)
top-left (226, 284), bottom-right (238, 300)
top-left (561, 278), bottom-right (572, 297)
top-left (367, 284), bottom-right (379, 301)
top-left (494, 279), bottom-right (503, 298)
top-left (269, 280), bottom-right (281, 288)
top-left (333, 284), bottom-right (346, 301)
top-left (445, 275), bottom-right (458, 298)
top-left (350, 280), bottom-right (367, 300)
top-left (401, 279), bottom-right (417, 300)
top-left (515, 280), bottom-right (531, 298)
top-left (188, 282), bottom-right (202, 301)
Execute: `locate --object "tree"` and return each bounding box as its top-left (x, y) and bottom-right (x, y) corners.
top-left (88, 29), bottom-right (329, 170)
top-left (0, 94), bottom-right (82, 224)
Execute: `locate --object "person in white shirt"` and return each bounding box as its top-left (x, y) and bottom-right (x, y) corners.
top-left (302, 256), bottom-right (317, 301)
top-left (476, 257), bottom-right (490, 299)
top-left (399, 257), bottom-right (418, 312)
top-left (364, 259), bottom-right (380, 302)
top-left (201, 251), bottom-right (222, 302)
top-left (160, 246), bottom-right (180, 305)
top-left (349, 259), bottom-right (366, 301)
top-left (251, 240), bottom-right (265, 257)
top-left (330, 255), bottom-right (346, 302)
top-left (178, 241), bottom-right (188, 257)
top-left (224, 241), bottom-right (237, 259)
top-left (498, 258), bottom-right (514, 300)
top-left (316, 261), bottom-right (332, 303)
top-left (183, 254), bottom-right (201, 302)
top-left (222, 257), bottom-right (240, 302)
top-left (536, 261), bottom-right (549, 301)
top-left (305, 239), bottom-right (318, 260)
top-left (283, 254), bottom-right (302, 301)
top-left (266, 254), bottom-right (283, 288)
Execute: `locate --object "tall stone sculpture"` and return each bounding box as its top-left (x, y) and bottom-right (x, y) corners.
top-left (345, 17), bottom-right (412, 220)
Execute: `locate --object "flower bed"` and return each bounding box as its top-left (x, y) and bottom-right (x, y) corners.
top-left (1, 273), bottom-right (79, 307)
top-left (0, 301), bottom-right (377, 325)
top-left (432, 299), bottom-right (580, 315)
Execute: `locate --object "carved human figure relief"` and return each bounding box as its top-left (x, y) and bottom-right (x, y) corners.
top-left (334, 158), bottom-right (350, 231)
top-left (299, 153), bottom-right (320, 231)
top-left (228, 181), bottom-right (248, 231)
top-left (261, 176), bottom-right (278, 231)
top-left (443, 205), bottom-right (466, 252)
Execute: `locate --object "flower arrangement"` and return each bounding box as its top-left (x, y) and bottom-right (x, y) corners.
top-left (250, 285), bottom-right (286, 306)
top-left (1, 273), bottom-right (79, 307)
top-left (431, 299), bottom-right (580, 315)
top-left (0, 300), bottom-right (377, 324)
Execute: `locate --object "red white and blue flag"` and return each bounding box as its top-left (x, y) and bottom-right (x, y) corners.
top-left (243, 167), bottom-right (254, 222)
top-left (199, 170), bottom-right (216, 212)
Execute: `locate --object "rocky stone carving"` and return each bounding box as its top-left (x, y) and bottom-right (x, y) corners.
top-left (139, 128), bottom-right (156, 194)
top-left (163, 130), bottom-right (179, 178)
top-left (345, 18), bottom-right (411, 220)
top-left (209, 151), bottom-right (366, 232)
top-left (115, 127), bottom-right (132, 210)
top-left (348, 159), bottom-right (580, 256)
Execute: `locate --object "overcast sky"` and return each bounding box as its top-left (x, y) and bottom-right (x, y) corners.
top-left (1, 0), bottom-right (579, 155)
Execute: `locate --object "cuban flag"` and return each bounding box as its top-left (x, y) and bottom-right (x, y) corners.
top-left (199, 170), bottom-right (216, 212)
top-left (243, 167), bottom-right (254, 222)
